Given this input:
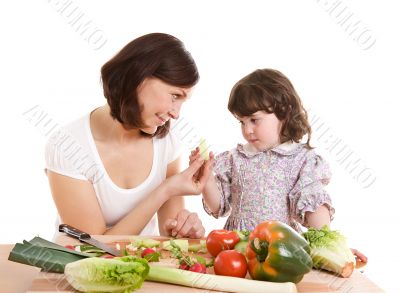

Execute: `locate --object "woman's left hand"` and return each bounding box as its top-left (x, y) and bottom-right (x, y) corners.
top-left (163, 209), bottom-right (205, 239)
top-left (164, 156), bottom-right (213, 197)
top-left (351, 248), bottom-right (368, 268)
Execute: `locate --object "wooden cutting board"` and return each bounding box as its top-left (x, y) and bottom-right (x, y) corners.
top-left (27, 235), bottom-right (384, 293)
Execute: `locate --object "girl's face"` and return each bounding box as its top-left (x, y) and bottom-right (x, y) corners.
top-left (137, 77), bottom-right (192, 134)
top-left (237, 111), bottom-right (282, 152)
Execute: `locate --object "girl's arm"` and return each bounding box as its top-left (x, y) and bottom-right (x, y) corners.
top-left (305, 205), bottom-right (368, 265)
top-left (201, 173), bottom-right (222, 215)
top-left (304, 204), bottom-right (331, 229)
top-left (48, 156), bottom-right (209, 235)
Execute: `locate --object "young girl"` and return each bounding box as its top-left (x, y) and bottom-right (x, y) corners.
top-left (191, 68), bottom-right (333, 232)
top-left (191, 68), bottom-right (367, 263)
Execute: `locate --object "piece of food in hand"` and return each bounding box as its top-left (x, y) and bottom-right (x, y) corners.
top-left (162, 239), bottom-right (189, 253)
top-left (214, 250), bottom-right (247, 278)
top-left (64, 256), bottom-right (149, 292)
top-left (206, 229), bottom-right (240, 257)
top-left (247, 221), bottom-right (312, 283)
top-left (199, 138), bottom-right (210, 160)
top-left (302, 225), bottom-right (356, 278)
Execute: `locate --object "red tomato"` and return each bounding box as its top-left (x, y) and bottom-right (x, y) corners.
top-left (65, 245), bottom-right (75, 250)
top-left (214, 250), bottom-right (247, 278)
top-left (206, 229), bottom-right (240, 257)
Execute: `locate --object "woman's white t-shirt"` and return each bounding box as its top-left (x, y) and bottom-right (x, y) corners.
top-left (45, 113), bottom-right (182, 237)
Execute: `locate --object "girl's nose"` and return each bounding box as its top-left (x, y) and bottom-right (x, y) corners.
top-left (244, 124), bottom-right (254, 134)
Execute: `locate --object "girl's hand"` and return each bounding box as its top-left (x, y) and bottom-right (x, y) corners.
top-left (164, 156), bottom-right (213, 197)
top-left (163, 209), bottom-right (205, 238)
top-left (351, 248), bottom-right (368, 268)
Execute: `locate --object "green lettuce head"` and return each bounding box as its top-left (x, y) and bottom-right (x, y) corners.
top-left (65, 255), bottom-right (149, 292)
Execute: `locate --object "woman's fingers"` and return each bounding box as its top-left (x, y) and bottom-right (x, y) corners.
top-left (163, 218), bottom-right (178, 235)
top-left (196, 157), bottom-right (214, 186)
top-left (185, 157), bottom-right (205, 177)
top-left (174, 211), bottom-right (204, 238)
top-left (171, 209), bottom-right (190, 237)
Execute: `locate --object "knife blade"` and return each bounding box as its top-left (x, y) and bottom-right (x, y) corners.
top-left (59, 224), bottom-right (122, 256)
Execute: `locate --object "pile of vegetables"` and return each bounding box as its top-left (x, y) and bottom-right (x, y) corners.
top-left (8, 221), bottom-right (362, 293)
top-left (206, 222), bottom-right (313, 283)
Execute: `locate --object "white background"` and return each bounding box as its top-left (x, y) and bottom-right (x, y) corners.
top-left (1, 1), bottom-right (398, 292)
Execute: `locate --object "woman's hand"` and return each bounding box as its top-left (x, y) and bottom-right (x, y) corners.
top-left (189, 147), bottom-right (215, 182)
top-left (163, 209), bottom-right (205, 238)
top-left (351, 248), bottom-right (368, 268)
top-left (164, 156), bottom-right (213, 197)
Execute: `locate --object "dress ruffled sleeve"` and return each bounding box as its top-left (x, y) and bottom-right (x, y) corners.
top-left (202, 150), bottom-right (232, 218)
top-left (289, 151), bottom-right (335, 226)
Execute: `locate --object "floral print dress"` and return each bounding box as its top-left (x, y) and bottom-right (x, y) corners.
top-left (203, 142), bottom-right (335, 232)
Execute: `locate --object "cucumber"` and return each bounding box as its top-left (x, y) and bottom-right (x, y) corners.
top-left (129, 238), bottom-right (160, 248)
top-left (234, 241), bottom-right (248, 256)
top-left (162, 239), bottom-right (189, 253)
top-left (188, 240), bottom-right (207, 253)
top-left (199, 138), bottom-right (210, 160)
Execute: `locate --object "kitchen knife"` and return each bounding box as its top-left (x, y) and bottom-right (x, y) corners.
top-left (59, 224), bottom-right (122, 256)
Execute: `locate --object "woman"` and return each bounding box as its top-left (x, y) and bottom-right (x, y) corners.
top-left (45, 33), bottom-right (212, 238)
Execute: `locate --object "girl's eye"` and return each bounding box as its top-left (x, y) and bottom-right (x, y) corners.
top-left (171, 94), bottom-right (179, 101)
top-left (251, 119), bottom-right (258, 123)
top-left (238, 120), bottom-right (244, 125)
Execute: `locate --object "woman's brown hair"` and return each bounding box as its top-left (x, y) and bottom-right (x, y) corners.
top-left (101, 33), bottom-right (199, 138)
top-left (228, 69), bottom-right (312, 148)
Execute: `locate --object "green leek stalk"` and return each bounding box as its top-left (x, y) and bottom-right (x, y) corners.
top-left (146, 266), bottom-right (298, 293)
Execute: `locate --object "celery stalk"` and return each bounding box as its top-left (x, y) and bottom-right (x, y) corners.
top-left (146, 266), bottom-right (298, 293)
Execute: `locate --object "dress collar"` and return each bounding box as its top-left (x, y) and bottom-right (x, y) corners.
top-left (236, 141), bottom-right (302, 158)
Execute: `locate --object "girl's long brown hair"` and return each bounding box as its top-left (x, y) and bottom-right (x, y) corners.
top-left (228, 69), bottom-right (312, 148)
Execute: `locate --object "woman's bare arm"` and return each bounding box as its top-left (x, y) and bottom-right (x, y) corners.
top-left (48, 171), bottom-right (170, 235)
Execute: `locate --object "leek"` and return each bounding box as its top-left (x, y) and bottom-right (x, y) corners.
top-left (8, 242), bottom-right (86, 273)
top-left (147, 266), bottom-right (298, 293)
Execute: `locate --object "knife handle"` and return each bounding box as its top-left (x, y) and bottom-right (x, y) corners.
top-left (59, 224), bottom-right (91, 240)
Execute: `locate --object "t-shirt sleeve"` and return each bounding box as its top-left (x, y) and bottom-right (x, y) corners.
top-left (165, 127), bottom-right (183, 163)
top-left (44, 129), bottom-right (87, 180)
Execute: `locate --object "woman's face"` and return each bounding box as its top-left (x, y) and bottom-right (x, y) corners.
top-left (137, 77), bottom-right (193, 134)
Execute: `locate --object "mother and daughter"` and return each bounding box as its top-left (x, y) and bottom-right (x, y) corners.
top-left (45, 33), bottom-right (366, 264)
